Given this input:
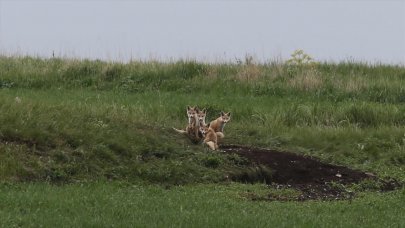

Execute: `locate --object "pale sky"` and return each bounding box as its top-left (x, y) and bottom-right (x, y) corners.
top-left (0, 0), bottom-right (404, 64)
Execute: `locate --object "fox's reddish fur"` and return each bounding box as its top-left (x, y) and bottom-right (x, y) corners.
top-left (173, 106), bottom-right (206, 142)
top-left (209, 111), bottom-right (231, 139)
top-left (200, 124), bottom-right (218, 150)
top-left (196, 108), bottom-right (207, 126)
top-left (174, 107), bottom-right (230, 149)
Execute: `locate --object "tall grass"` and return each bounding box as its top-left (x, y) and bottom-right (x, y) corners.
top-left (1, 56), bottom-right (404, 102)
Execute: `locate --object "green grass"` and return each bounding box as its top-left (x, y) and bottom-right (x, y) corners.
top-left (0, 182), bottom-right (404, 227)
top-left (0, 56), bottom-right (404, 226)
top-left (0, 88), bottom-right (403, 183)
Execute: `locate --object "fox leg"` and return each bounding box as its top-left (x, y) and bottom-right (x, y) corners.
top-left (194, 127), bottom-right (200, 139)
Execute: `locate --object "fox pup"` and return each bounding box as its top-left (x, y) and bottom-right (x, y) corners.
top-left (186, 106), bottom-right (198, 125)
top-left (173, 106), bottom-right (198, 135)
top-left (200, 123), bottom-right (218, 150)
top-left (209, 111), bottom-right (231, 139)
top-left (173, 106), bottom-right (205, 141)
top-left (196, 108), bottom-right (207, 126)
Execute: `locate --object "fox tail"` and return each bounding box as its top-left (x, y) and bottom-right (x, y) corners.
top-left (173, 127), bottom-right (187, 134)
top-left (216, 132), bottom-right (225, 139)
top-left (205, 141), bottom-right (217, 151)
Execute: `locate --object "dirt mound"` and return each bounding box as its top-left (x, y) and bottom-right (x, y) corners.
top-left (221, 145), bottom-right (401, 201)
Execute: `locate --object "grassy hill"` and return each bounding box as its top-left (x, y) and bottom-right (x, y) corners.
top-left (1, 56), bottom-right (404, 183)
top-left (0, 55), bottom-right (404, 226)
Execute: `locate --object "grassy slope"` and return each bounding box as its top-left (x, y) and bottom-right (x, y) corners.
top-left (0, 56), bottom-right (404, 226)
top-left (0, 56), bottom-right (404, 183)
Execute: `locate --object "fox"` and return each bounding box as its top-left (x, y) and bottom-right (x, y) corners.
top-left (185, 106), bottom-right (198, 125)
top-left (200, 123), bottom-right (218, 150)
top-left (173, 106), bottom-right (205, 141)
top-left (173, 106), bottom-right (198, 134)
top-left (196, 108), bottom-right (207, 126)
top-left (209, 111), bottom-right (231, 139)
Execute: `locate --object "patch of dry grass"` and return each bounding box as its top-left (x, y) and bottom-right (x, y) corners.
top-left (235, 64), bottom-right (263, 82)
top-left (288, 70), bottom-right (323, 91)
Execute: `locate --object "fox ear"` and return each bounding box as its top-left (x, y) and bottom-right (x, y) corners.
top-left (220, 111), bottom-right (225, 116)
top-left (187, 106), bottom-right (191, 110)
top-left (195, 107), bottom-right (200, 112)
top-left (203, 108), bottom-right (207, 113)
top-left (227, 112), bottom-right (231, 117)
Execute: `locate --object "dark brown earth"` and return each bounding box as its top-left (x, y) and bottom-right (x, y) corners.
top-left (221, 144), bottom-right (401, 201)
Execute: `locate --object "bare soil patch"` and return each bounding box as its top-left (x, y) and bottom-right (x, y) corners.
top-left (221, 144), bottom-right (401, 201)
